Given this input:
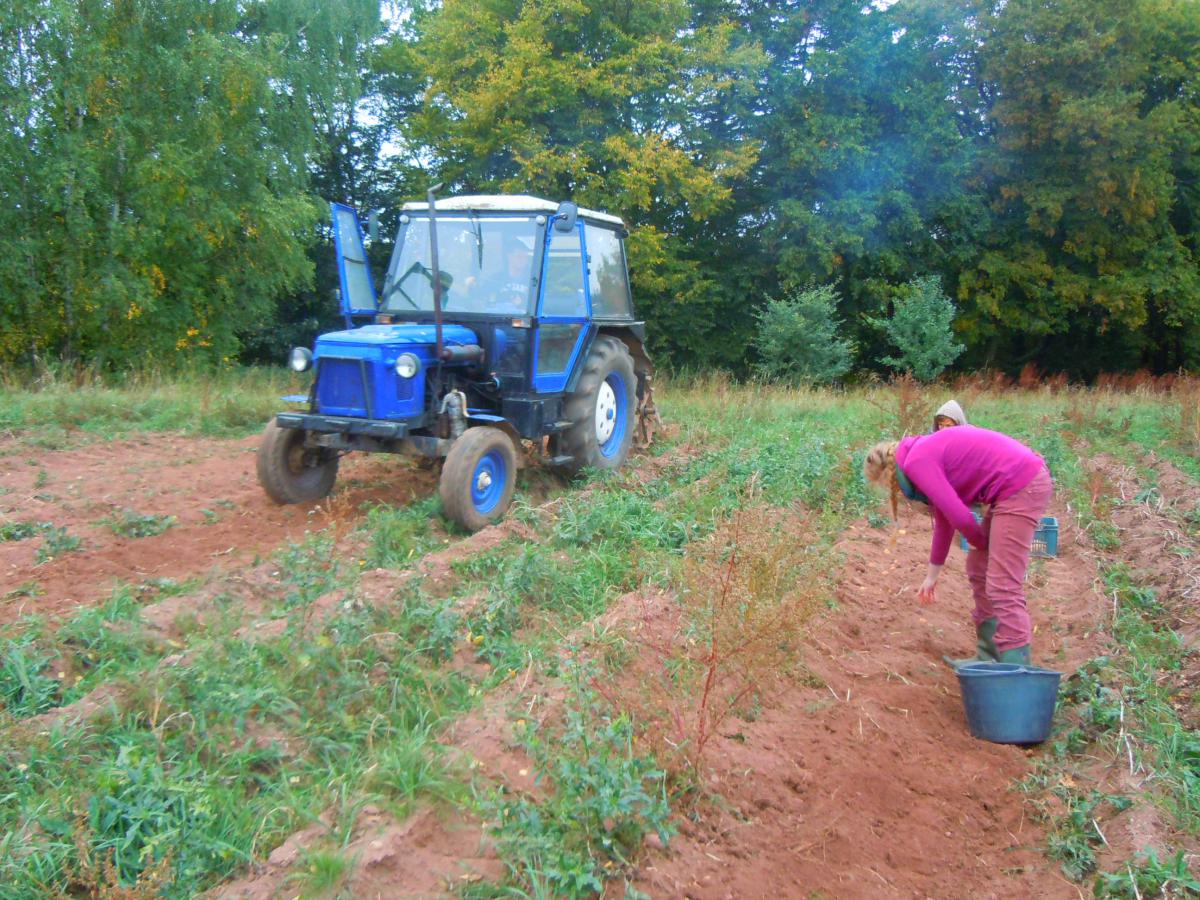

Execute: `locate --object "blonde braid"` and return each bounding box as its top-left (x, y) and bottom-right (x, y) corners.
top-left (863, 441), bottom-right (902, 523)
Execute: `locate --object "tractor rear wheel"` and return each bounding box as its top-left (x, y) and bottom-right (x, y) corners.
top-left (556, 336), bottom-right (636, 475)
top-left (256, 418), bottom-right (339, 504)
top-left (440, 426), bottom-right (517, 532)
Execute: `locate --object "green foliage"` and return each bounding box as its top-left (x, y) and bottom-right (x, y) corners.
top-left (0, 520), bottom-right (44, 542)
top-left (956, 0), bottom-right (1200, 374)
top-left (870, 276), bottom-right (964, 382)
top-left (0, 638), bottom-right (60, 717)
top-left (2, 0), bottom-right (1198, 375)
top-left (1045, 790), bottom-right (1132, 880)
top-left (362, 497), bottom-right (440, 569)
top-left (288, 849), bottom-right (352, 896)
top-left (276, 532), bottom-right (344, 611)
top-left (377, 0), bottom-right (764, 369)
top-left (85, 742), bottom-right (243, 888)
top-left (35, 525), bottom-right (81, 563)
top-left (0, 0), bottom-right (382, 369)
top-left (0, 366), bottom-right (294, 448)
top-left (1095, 850), bottom-right (1200, 898)
top-left (752, 284), bottom-right (855, 385)
top-left (485, 678), bottom-right (672, 898)
top-left (103, 509), bottom-right (176, 539)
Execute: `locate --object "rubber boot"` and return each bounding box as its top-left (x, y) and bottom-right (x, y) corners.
top-left (942, 618), bottom-right (1000, 669)
top-left (997, 645), bottom-right (1031, 666)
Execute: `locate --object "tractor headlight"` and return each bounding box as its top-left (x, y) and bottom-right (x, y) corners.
top-left (395, 353), bottom-right (421, 378)
top-left (289, 347), bottom-right (313, 372)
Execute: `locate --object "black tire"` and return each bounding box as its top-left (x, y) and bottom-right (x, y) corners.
top-left (256, 418), bottom-right (339, 504)
top-left (439, 426), bottom-right (517, 532)
top-left (557, 336), bottom-right (636, 476)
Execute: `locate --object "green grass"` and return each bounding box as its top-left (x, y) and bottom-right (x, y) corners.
top-left (288, 848), bottom-right (353, 896)
top-left (0, 366), bottom-right (299, 449)
top-left (361, 496), bottom-right (443, 568)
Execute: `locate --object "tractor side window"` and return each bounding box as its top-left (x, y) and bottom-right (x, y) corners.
top-left (586, 226), bottom-right (632, 318)
top-left (541, 229), bottom-right (586, 318)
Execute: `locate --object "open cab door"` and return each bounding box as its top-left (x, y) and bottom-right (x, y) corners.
top-left (331, 202), bottom-right (378, 317)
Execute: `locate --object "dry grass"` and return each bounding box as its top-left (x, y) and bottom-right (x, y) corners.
top-left (1176, 375), bottom-right (1200, 452)
top-left (593, 493), bottom-right (829, 782)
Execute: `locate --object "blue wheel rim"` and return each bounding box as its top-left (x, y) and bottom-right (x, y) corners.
top-left (599, 370), bottom-right (629, 459)
top-left (471, 449), bottom-right (507, 514)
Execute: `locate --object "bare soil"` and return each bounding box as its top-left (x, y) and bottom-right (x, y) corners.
top-left (631, 499), bottom-right (1104, 899)
top-left (0, 433), bottom-right (437, 623)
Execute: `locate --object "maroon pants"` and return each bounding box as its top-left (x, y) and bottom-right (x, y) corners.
top-left (965, 467), bottom-right (1054, 651)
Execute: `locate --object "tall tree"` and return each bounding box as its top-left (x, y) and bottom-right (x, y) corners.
top-left (374, 0), bottom-right (765, 366)
top-left (748, 0), bottom-right (984, 367)
top-left (0, 0), bottom-right (381, 369)
top-left (957, 0), bottom-right (1200, 374)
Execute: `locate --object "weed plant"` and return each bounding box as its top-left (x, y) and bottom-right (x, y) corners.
top-left (362, 496), bottom-right (441, 568)
top-left (0, 636), bottom-right (60, 716)
top-left (35, 525), bottom-right (81, 563)
top-left (0, 520), bottom-right (46, 542)
top-left (480, 669), bottom-right (672, 899)
top-left (102, 510), bottom-right (177, 539)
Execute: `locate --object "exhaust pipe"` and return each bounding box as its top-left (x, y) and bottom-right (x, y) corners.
top-left (426, 182), bottom-right (445, 362)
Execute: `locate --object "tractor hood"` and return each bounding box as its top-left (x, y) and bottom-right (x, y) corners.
top-left (311, 323), bottom-right (480, 421)
top-left (315, 323), bottom-right (478, 353)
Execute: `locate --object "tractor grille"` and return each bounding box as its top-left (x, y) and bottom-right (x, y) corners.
top-left (317, 358), bottom-right (371, 416)
top-left (396, 376), bottom-right (414, 402)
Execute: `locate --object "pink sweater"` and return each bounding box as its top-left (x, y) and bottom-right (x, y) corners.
top-left (896, 427), bottom-right (1045, 565)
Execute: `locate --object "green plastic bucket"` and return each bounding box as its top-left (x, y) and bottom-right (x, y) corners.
top-left (956, 662), bottom-right (1062, 744)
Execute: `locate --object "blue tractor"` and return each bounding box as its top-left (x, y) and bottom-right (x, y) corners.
top-left (257, 191), bottom-right (658, 531)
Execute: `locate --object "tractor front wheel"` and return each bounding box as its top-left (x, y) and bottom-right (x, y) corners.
top-left (440, 426), bottom-right (517, 532)
top-left (256, 419), bottom-right (339, 504)
top-left (556, 336), bottom-right (636, 475)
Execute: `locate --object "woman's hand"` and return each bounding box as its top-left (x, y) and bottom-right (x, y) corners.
top-left (917, 564), bottom-right (942, 605)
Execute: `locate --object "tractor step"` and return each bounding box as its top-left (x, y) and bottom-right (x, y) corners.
top-left (545, 419), bottom-right (575, 433)
top-left (548, 454), bottom-right (575, 466)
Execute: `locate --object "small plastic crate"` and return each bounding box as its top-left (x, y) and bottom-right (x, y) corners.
top-left (1031, 515), bottom-right (1058, 558)
top-left (960, 514), bottom-right (1058, 557)
top-left (958, 510), bottom-right (984, 552)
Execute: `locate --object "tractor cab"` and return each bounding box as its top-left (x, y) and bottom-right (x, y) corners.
top-left (257, 193), bottom-right (658, 531)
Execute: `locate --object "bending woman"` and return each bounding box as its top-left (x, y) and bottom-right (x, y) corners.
top-left (863, 426), bottom-right (1053, 666)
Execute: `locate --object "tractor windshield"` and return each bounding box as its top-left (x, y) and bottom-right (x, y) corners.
top-left (381, 216), bottom-right (538, 316)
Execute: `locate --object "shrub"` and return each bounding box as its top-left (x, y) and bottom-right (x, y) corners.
top-left (752, 284), bottom-right (855, 385)
top-left (871, 275), bottom-right (965, 382)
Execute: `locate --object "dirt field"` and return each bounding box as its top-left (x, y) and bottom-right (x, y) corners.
top-left (2, 429), bottom-right (1191, 897)
top-left (0, 434), bottom-right (436, 621)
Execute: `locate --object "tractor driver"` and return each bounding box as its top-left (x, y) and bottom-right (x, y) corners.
top-left (466, 233), bottom-right (533, 313)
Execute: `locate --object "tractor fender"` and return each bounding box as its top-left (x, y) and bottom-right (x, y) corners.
top-left (464, 417), bottom-right (526, 468)
top-left (598, 325), bottom-right (653, 377)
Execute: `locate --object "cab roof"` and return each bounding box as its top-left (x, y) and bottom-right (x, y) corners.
top-left (400, 194), bottom-right (624, 227)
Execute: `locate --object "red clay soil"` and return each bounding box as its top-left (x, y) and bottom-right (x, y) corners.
top-left (632, 499), bottom-right (1104, 899)
top-left (0, 433), bottom-right (437, 624)
top-left (213, 806), bottom-right (502, 900)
